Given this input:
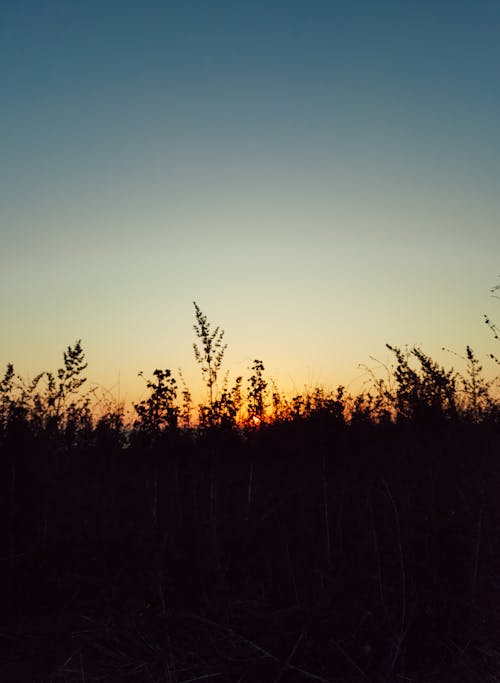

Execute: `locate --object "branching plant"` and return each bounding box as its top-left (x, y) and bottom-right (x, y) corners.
top-left (246, 359), bottom-right (267, 424)
top-left (485, 276), bottom-right (500, 365)
top-left (443, 345), bottom-right (495, 422)
top-left (205, 374), bottom-right (243, 429)
top-left (178, 368), bottom-right (193, 429)
top-left (386, 344), bottom-right (458, 422)
top-left (45, 340), bottom-right (89, 425)
top-left (134, 369), bottom-right (179, 433)
top-left (1, 298), bottom-right (499, 436)
top-left (0, 363), bottom-right (15, 432)
top-left (192, 301), bottom-right (227, 413)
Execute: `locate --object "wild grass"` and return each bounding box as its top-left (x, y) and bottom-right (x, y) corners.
top-left (1, 303), bottom-right (500, 682)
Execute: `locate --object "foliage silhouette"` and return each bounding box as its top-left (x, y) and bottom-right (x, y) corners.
top-left (386, 344), bottom-right (458, 422)
top-left (192, 301), bottom-right (227, 415)
top-left (134, 369), bottom-right (179, 433)
top-left (1, 303), bottom-right (500, 682)
top-left (485, 275), bottom-right (500, 366)
top-left (246, 359), bottom-right (267, 424)
top-left (0, 362), bottom-right (15, 432)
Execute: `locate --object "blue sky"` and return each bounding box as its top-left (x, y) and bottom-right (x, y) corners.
top-left (1, 0), bottom-right (499, 403)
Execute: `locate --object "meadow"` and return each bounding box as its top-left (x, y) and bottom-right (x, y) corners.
top-left (1, 304), bottom-right (500, 682)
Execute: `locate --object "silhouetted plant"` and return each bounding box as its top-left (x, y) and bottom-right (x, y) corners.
top-left (443, 344), bottom-right (499, 420)
top-left (0, 363), bottom-right (15, 433)
top-left (94, 397), bottom-right (127, 448)
top-left (63, 398), bottom-right (93, 446)
top-left (349, 392), bottom-right (376, 425)
top-left (386, 344), bottom-right (458, 421)
top-left (205, 374), bottom-right (243, 429)
top-left (92, 385), bottom-right (126, 433)
top-left (358, 357), bottom-right (397, 423)
top-left (13, 370), bottom-right (46, 432)
top-left (246, 359), bottom-right (267, 424)
top-left (462, 346), bottom-right (494, 421)
top-left (484, 277), bottom-right (500, 367)
top-left (43, 340), bottom-right (89, 432)
top-left (178, 368), bottom-right (193, 429)
top-left (290, 393), bottom-right (305, 419)
top-left (310, 385), bottom-right (347, 424)
top-left (272, 387), bottom-right (287, 421)
top-left (4, 300), bottom-right (500, 683)
top-left (192, 302), bottom-right (227, 411)
top-left (270, 381), bottom-right (287, 421)
top-left (134, 369), bottom-right (179, 432)
top-left (1, 302), bottom-right (498, 438)
top-left (268, 382), bottom-right (312, 423)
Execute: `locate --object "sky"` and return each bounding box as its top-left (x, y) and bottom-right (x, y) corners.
top-left (1, 0), bottom-right (499, 406)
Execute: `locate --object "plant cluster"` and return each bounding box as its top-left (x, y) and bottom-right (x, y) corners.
top-left (2, 300), bottom-right (500, 682)
top-left (1, 303), bottom-right (499, 447)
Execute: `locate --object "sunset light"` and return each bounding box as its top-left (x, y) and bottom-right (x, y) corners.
top-left (2, 1), bottom-right (499, 680)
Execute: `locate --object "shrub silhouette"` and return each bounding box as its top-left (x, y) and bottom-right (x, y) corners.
top-left (45, 339), bottom-right (88, 417)
top-left (133, 369), bottom-right (179, 433)
top-left (0, 362), bottom-right (15, 433)
top-left (192, 301), bottom-right (227, 416)
top-left (386, 344), bottom-right (458, 422)
top-left (1, 302), bottom-right (500, 682)
top-left (201, 374), bottom-right (243, 429)
top-left (484, 275), bottom-right (500, 368)
top-left (0, 340), bottom-right (91, 446)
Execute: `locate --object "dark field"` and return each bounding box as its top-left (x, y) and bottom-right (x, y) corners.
top-left (2, 410), bottom-right (500, 682)
top-left (1, 328), bottom-right (500, 681)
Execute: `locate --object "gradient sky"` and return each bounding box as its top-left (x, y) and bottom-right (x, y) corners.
top-left (1, 0), bottom-right (499, 405)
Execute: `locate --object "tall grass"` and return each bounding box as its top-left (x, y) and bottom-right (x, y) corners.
top-left (1, 303), bottom-right (500, 682)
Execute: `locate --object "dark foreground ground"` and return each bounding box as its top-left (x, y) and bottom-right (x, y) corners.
top-left (2, 419), bottom-right (500, 682)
